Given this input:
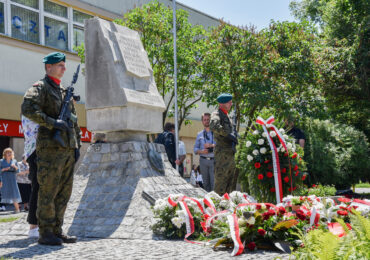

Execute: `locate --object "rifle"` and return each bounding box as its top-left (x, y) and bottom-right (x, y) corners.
top-left (53, 64), bottom-right (81, 147)
top-left (231, 104), bottom-right (239, 153)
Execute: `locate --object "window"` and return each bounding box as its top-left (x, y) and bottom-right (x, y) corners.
top-left (73, 9), bottom-right (92, 24)
top-left (0, 2), bottom-right (4, 34)
top-left (11, 4), bottom-right (39, 44)
top-left (44, 0), bottom-right (66, 18)
top-left (44, 16), bottom-right (67, 50)
top-left (1, 0), bottom-right (95, 52)
top-left (12, 0), bottom-right (38, 9)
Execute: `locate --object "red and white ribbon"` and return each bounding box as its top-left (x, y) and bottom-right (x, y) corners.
top-left (256, 116), bottom-right (283, 203)
top-left (227, 214), bottom-right (244, 256)
top-left (204, 194), bottom-right (217, 215)
top-left (205, 210), bottom-right (231, 234)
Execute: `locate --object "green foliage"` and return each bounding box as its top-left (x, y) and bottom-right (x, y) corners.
top-left (296, 184), bottom-right (337, 197)
top-left (292, 211), bottom-right (370, 259)
top-left (300, 118), bottom-right (370, 189)
top-left (290, 0), bottom-right (370, 141)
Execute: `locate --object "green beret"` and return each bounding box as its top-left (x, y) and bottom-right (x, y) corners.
top-left (217, 93), bottom-right (232, 103)
top-left (43, 52), bottom-right (66, 64)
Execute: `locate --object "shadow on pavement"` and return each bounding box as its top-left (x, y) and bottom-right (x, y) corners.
top-left (0, 236), bottom-right (64, 258)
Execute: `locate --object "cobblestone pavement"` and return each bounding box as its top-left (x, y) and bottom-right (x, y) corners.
top-left (1, 213), bottom-right (289, 260)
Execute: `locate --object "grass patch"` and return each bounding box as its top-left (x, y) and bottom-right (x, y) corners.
top-left (0, 216), bottom-right (20, 223)
top-left (355, 182), bottom-right (370, 188)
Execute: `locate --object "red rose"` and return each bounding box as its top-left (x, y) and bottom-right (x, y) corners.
top-left (262, 209), bottom-right (275, 220)
top-left (284, 176), bottom-right (289, 183)
top-left (295, 171), bottom-right (299, 176)
top-left (247, 242), bottom-right (256, 251)
top-left (301, 175), bottom-right (306, 181)
top-left (255, 162), bottom-right (261, 169)
top-left (256, 204), bottom-right (262, 210)
top-left (282, 168), bottom-right (287, 173)
top-left (257, 228), bottom-right (266, 236)
top-left (292, 152), bottom-right (298, 159)
top-left (267, 172), bottom-right (273, 178)
top-left (270, 187), bottom-right (275, 193)
top-left (288, 187), bottom-right (292, 192)
top-left (278, 206), bottom-right (286, 215)
top-left (266, 204), bottom-right (271, 209)
top-left (296, 209), bottom-right (306, 221)
top-left (294, 165), bottom-right (299, 171)
top-left (258, 174), bottom-right (264, 180)
top-left (337, 210), bottom-right (348, 216)
top-left (264, 160), bottom-right (270, 164)
top-left (284, 152), bottom-right (289, 157)
top-left (293, 186), bottom-right (297, 191)
top-left (312, 184), bottom-right (317, 188)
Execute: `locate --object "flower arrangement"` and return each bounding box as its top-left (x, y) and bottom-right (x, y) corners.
top-left (236, 116), bottom-right (307, 203)
top-left (151, 191), bottom-right (370, 257)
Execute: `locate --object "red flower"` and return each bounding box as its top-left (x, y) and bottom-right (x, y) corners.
top-left (312, 184), bottom-right (317, 188)
top-left (266, 204), bottom-right (271, 209)
top-left (301, 175), bottom-right (306, 181)
top-left (247, 242), bottom-right (256, 251)
top-left (270, 187), bottom-right (275, 193)
top-left (284, 176), bottom-right (290, 183)
top-left (262, 209), bottom-right (275, 220)
top-left (296, 209), bottom-right (307, 221)
top-left (257, 228), bottom-right (266, 236)
top-left (294, 165), bottom-right (299, 171)
top-left (264, 160), bottom-right (270, 164)
top-left (295, 171), bottom-right (299, 176)
top-left (258, 174), bottom-right (264, 180)
top-left (293, 186), bottom-right (297, 191)
top-left (337, 210), bottom-right (348, 216)
top-left (284, 152), bottom-right (289, 157)
top-left (256, 204), bottom-right (262, 210)
top-left (255, 162), bottom-right (261, 169)
top-left (278, 206), bottom-right (286, 215)
top-left (288, 187), bottom-right (292, 192)
top-left (292, 152), bottom-right (298, 159)
top-left (281, 168), bottom-right (287, 173)
top-left (267, 172), bottom-right (273, 178)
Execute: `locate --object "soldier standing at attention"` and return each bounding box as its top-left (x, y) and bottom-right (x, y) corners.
top-left (210, 93), bottom-right (238, 195)
top-left (21, 52), bottom-right (81, 245)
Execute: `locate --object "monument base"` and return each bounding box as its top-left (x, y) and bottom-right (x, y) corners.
top-left (63, 141), bottom-right (206, 239)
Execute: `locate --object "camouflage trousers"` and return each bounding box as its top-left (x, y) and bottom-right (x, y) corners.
top-left (214, 147), bottom-right (238, 195)
top-left (36, 147), bottom-right (75, 236)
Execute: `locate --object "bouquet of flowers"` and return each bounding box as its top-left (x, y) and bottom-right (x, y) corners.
top-left (236, 116), bottom-right (307, 203)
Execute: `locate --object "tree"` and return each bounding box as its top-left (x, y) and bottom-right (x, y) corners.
top-left (290, 0), bottom-right (370, 139)
top-left (75, 1), bottom-right (209, 130)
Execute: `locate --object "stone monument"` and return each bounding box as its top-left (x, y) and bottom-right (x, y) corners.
top-left (64, 18), bottom-right (206, 239)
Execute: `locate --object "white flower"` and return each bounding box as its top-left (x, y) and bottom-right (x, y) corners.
top-left (283, 134), bottom-right (289, 139)
top-left (280, 147), bottom-right (286, 153)
top-left (246, 216), bottom-right (255, 225)
top-left (171, 217), bottom-right (184, 229)
top-left (279, 128), bottom-right (285, 134)
top-left (269, 131), bottom-right (276, 138)
top-left (292, 148), bottom-right (296, 153)
top-left (260, 147), bottom-right (267, 154)
top-left (253, 130), bottom-right (259, 135)
top-left (287, 143), bottom-right (293, 150)
top-left (247, 155), bottom-right (253, 162)
top-left (246, 141), bottom-right (252, 147)
top-left (258, 139), bottom-right (264, 145)
top-left (252, 149), bottom-right (259, 155)
top-left (262, 132), bottom-right (267, 137)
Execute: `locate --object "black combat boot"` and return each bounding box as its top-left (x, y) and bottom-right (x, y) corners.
top-left (56, 233), bottom-right (77, 243)
top-left (38, 232), bottom-right (63, 246)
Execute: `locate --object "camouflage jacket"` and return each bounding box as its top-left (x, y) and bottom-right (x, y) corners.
top-left (210, 108), bottom-right (233, 149)
top-left (21, 75), bottom-right (81, 149)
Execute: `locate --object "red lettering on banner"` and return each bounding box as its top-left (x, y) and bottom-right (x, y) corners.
top-left (0, 119), bottom-right (91, 142)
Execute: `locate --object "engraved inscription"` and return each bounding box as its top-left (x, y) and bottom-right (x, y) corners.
top-left (118, 35), bottom-right (150, 78)
top-left (125, 89), bottom-right (161, 106)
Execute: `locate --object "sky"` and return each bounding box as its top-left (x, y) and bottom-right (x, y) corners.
top-left (176, 0), bottom-right (297, 30)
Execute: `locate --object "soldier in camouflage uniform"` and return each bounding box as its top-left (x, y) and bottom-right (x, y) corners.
top-left (21, 52), bottom-right (81, 245)
top-left (210, 93), bottom-right (238, 195)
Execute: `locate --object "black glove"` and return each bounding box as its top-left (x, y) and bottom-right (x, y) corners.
top-left (75, 148), bottom-right (80, 162)
top-left (227, 133), bottom-right (238, 144)
top-left (54, 119), bottom-right (69, 131)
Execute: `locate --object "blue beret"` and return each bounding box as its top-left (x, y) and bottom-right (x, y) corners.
top-left (43, 52), bottom-right (66, 64)
top-left (217, 93), bottom-right (232, 103)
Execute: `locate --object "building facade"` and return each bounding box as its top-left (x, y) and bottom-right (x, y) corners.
top-left (0, 0), bottom-right (219, 174)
